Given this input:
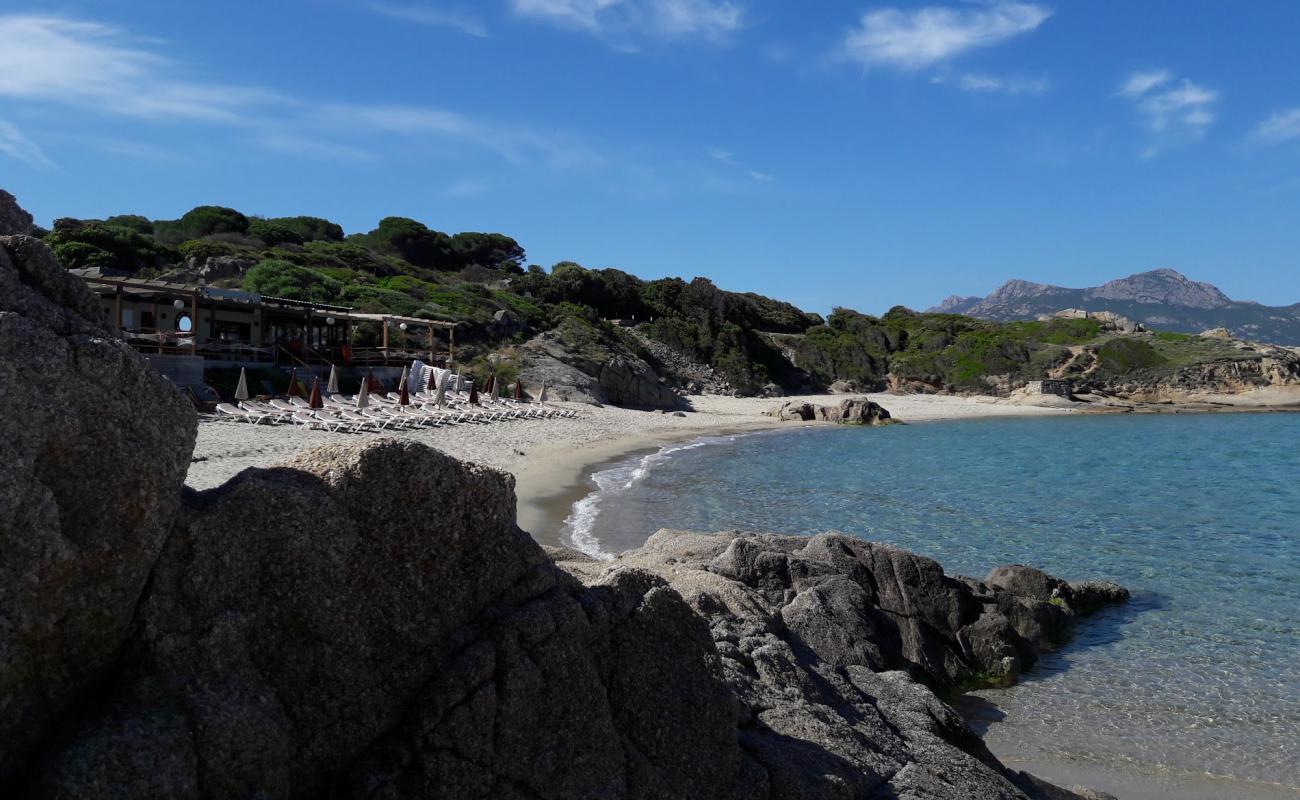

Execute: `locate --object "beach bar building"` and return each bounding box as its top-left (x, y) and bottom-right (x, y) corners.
top-left (71, 270), bottom-right (456, 388)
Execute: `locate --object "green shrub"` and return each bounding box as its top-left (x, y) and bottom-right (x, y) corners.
top-left (242, 259), bottom-right (341, 303)
top-left (1096, 338), bottom-right (1166, 372)
top-left (249, 219), bottom-right (305, 247)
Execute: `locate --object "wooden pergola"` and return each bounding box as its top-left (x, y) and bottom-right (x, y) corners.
top-left (341, 312), bottom-right (457, 363)
top-left (74, 272), bottom-right (457, 366)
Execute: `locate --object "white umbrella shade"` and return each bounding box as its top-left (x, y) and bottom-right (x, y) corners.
top-left (434, 372), bottom-right (448, 407)
top-left (398, 365), bottom-right (410, 394)
top-left (327, 365), bottom-right (339, 394)
top-left (234, 367), bottom-right (250, 401)
top-left (356, 377), bottom-right (370, 408)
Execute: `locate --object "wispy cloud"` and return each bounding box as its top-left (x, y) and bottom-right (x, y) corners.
top-left (946, 72), bottom-right (1049, 94)
top-left (707, 146), bottom-right (736, 164)
top-left (842, 1), bottom-right (1050, 71)
top-left (706, 145), bottom-right (771, 183)
top-left (0, 118), bottom-right (56, 167)
top-left (0, 15), bottom-right (281, 122)
top-left (367, 2), bottom-right (487, 37)
top-left (1117, 69), bottom-right (1170, 98)
top-left (1252, 108), bottom-right (1300, 146)
top-left (0, 12), bottom-right (609, 172)
top-left (315, 103), bottom-right (605, 168)
top-left (511, 0), bottom-right (744, 46)
top-left (1117, 69), bottom-right (1217, 157)
top-left (252, 132), bottom-right (380, 163)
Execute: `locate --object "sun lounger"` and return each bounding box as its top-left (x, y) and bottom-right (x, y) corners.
top-left (216, 402), bottom-right (273, 424)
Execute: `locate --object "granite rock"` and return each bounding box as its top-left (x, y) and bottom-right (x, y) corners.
top-left (0, 231), bottom-right (197, 782)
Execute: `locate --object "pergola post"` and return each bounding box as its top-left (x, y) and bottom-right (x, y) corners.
top-left (428, 325), bottom-right (434, 362)
top-left (381, 317), bottom-right (389, 353)
top-left (449, 325), bottom-right (455, 363)
top-left (190, 291), bottom-right (198, 355)
top-left (114, 287), bottom-right (123, 330)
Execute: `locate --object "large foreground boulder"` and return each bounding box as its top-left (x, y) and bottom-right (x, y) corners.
top-left (0, 232), bottom-right (198, 781)
top-left (23, 441), bottom-right (759, 798)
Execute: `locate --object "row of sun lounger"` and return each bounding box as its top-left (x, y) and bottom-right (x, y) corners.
top-left (215, 391), bottom-right (577, 432)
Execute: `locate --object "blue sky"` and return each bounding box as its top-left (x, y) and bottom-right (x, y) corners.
top-left (2, 0), bottom-right (1299, 314)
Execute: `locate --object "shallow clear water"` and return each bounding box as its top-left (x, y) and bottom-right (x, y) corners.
top-left (562, 414), bottom-right (1300, 791)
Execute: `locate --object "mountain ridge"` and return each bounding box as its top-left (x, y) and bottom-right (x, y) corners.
top-left (930, 268), bottom-right (1300, 345)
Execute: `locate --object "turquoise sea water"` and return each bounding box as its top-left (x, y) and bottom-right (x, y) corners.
top-left (562, 414), bottom-right (1300, 793)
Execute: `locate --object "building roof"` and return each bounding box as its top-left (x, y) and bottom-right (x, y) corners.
top-left (70, 270), bottom-right (454, 329)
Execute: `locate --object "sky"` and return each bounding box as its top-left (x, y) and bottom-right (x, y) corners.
top-left (2, 0), bottom-right (1299, 314)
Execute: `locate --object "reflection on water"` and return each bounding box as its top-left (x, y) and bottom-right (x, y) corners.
top-left (564, 413), bottom-right (1300, 791)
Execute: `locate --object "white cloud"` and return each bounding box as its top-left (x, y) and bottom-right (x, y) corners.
top-left (1117, 69), bottom-right (1169, 98)
top-left (1116, 69), bottom-right (1217, 156)
top-left (652, 0), bottom-right (743, 37)
top-left (0, 118), bottom-right (55, 167)
top-left (956, 72), bottom-right (1049, 94)
top-left (842, 2), bottom-right (1050, 71)
top-left (367, 2), bottom-right (488, 37)
top-left (707, 146), bottom-right (736, 164)
top-left (511, 0), bottom-right (743, 44)
top-left (1252, 108), bottom-right (1300, 146)
top-left (0, 12), bottom-right (607, 171)
top-left (748, 169), bottom-right (773, 182)
top-left (0, 15), bottom-right (281, 122)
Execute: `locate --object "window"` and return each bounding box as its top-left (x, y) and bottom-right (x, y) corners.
top-left (175, 312), bottom-right (193, 333)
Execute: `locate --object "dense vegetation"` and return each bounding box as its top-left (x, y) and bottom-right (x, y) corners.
top-left (47, 204), bottom-right (1245, 396)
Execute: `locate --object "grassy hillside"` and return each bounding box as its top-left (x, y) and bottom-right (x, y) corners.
top-left (46, 204), bottom-right (1275, 397)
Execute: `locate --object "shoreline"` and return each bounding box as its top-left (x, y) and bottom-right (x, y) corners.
top-left (187, 388), bottom-right (1300, 551)
top-left (993, 756), bottom-right (1300, 800)
top-left (513, 419), bottom-right (794, 547)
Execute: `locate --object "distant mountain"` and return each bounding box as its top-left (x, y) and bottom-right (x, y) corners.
top-left (930, 269), bottom-right (1300, 345)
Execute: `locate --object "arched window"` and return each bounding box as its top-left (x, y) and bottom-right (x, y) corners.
top-left (175, 312), bottom-right (193, 333)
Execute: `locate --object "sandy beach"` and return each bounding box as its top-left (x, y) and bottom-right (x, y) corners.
top-left (187, 392), bottom-right (1076, 544)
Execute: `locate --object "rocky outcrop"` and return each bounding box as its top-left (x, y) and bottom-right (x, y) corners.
top-left (555, 531), bottom-right (1125, 799)
top-left (520, 321), bottom-right (678, 408)
top-left (627, 326), bottom-right (735, 395)
top-left (770, 396), bottom-right (894, 425)
top-left (28, 441), bottom-right (762, 799)
top-left (0, 232), bottom-right (197, 782)
top-left (159, 254), bottom-right (256, 285)
top-left (1, 189), bottom-right (34, 235)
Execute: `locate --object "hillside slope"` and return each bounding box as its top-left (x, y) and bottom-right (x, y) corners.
top-left (26, 194), bottom-right (1300, 404)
